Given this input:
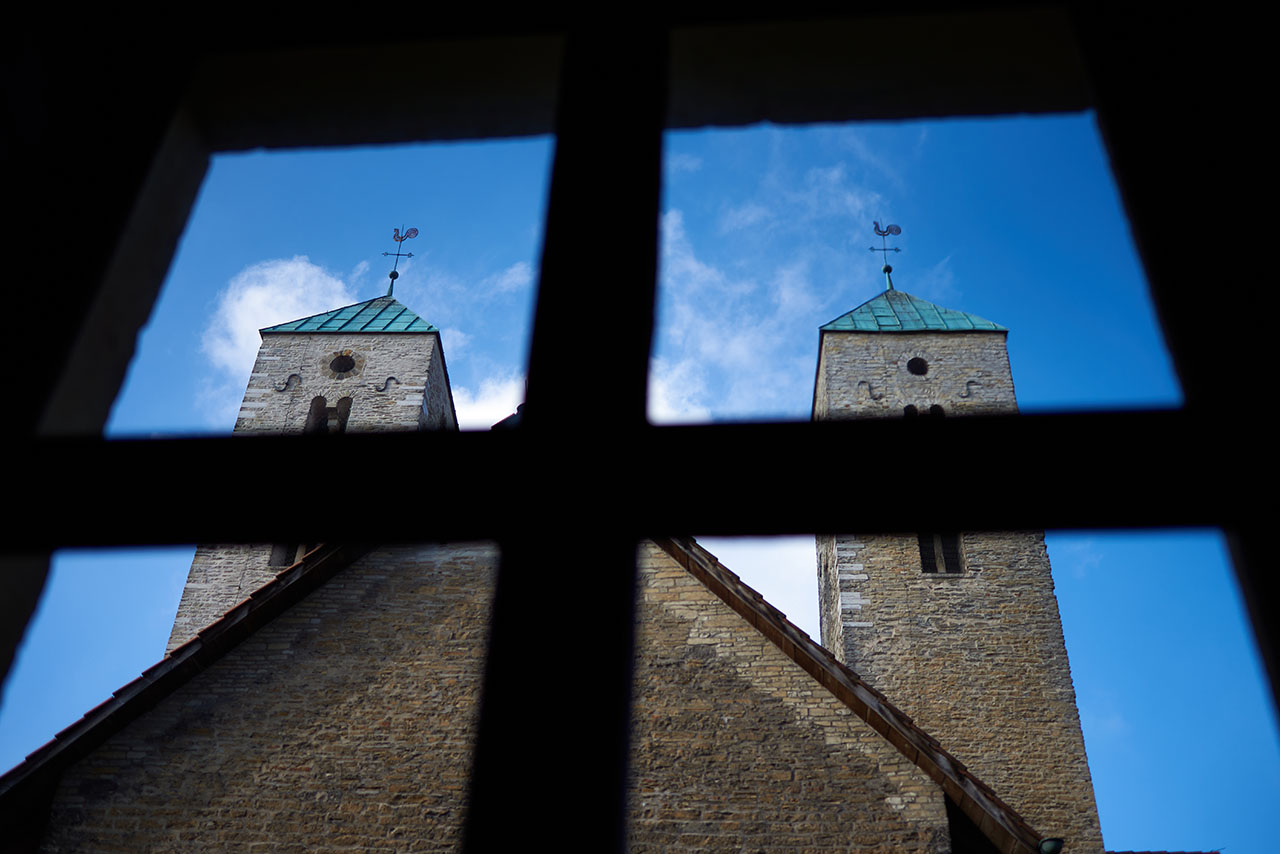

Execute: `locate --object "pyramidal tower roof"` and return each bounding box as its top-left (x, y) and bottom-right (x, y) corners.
top-left (261, 296), bottom-right (437, 334)
top-left (820, 288), bottom-right (1004, 333)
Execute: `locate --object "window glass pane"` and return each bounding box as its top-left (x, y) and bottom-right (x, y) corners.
top-left (652, 114), bottom-right (1180, 423)
top-left (107, 138), bottom-right (553, 436)
top-left (1, 540), bottom-right (501, 830)
top-left (694, 529), bottom-right (1273, 854)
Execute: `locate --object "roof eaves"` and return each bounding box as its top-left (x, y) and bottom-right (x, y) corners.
top-left (653, 535), bottom-right (1046, 854)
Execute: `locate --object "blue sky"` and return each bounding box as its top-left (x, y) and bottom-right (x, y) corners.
top-left (3, 113), bottom-right (1276, 851)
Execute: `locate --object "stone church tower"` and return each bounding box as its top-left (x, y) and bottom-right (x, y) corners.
top-left (813, 281), bottom-right (1104, 851)
top-left (2, 283), bottom-right (1118, 854)
top-left (166, 295), bottom-right (458, 651)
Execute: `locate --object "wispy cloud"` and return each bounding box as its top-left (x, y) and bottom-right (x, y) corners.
top-left (651, 209), bottom-right (833, 423)
top-left (719, 202), bottom-right (773, 234)
top-left (665, 152), bottom-right (703, 175)
top-left (440, 327), bottom-right (473, 357)
top-left (648, 356), bottom-right (711, 424)
top-left (481, 261), bottom-right (534, 296)
top-left (787, 163), bottom-right (876, 223)
top-left (1053, 537), bottom-right (1104, 580)
top-left (913, 254), bottom-right (960, 303)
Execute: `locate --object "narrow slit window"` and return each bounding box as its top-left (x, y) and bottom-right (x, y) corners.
top-left (919, 533), bottom-right (964, 574)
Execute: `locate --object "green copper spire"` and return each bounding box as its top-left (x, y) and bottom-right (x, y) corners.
top-left (820, 289), bottom-right (1004, 333)
top-left (261, 296), bottom-right (437, 334)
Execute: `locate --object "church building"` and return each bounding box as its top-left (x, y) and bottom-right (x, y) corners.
top-left (2, 276), bottom-right (1119, 852)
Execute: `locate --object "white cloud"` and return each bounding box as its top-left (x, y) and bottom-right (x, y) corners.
top-left (913, 254), bottom-right (960, 303)
top-left (349, 259), bottom-right (371, 288)
top-left (198, 256), bottom-right (356, 427)
top-left (768, 260), bottom-right (820, 321)
top-left (719, 202), bottom-right (772, 234)
top-left (654, 209), bottom-right (820, 422)
top-left (666, 152), bottom-right (703, 175)
top-left (661, 210), bottom-right (744, 296)
top-left (648, 357), bottom-right (711, 424)
top-left (452, 373), bottom-right (525, 430)
top-left (481, 261), bottom-right (534, 295)
top-left (440, 327), bottom-right (473, 357)
top-left (790, 163), bottom-right (875, 222)
top-left (695, 536), bottom-right (819, 639)
top-left (1050, 536), bottom-right (1104, 580)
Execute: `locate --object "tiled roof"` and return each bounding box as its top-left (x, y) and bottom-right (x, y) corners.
top-left (261, 296), bottom-right (436, 333)
top-left (820, 288), bottom-right (1004, 333)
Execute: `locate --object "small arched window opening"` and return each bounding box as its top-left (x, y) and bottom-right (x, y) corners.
top-left (334, 397), bottom-right (352, 433)
top-left (903, 405), bottom-right (919, 418)
top-left (305, 395), bottom-right (352, 434)
top-left (929, 404), bottom-right (945, 418)
top-left (305, 396), bottom-right (328, 434)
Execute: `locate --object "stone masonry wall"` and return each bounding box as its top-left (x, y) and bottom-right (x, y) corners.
top-left (234, 332), bottom-right (456, 434)
top-left (168, 330), bottom-right (457, 651)
top-left (46, 541), bottom-right (955, 853)
top-left (813, 328), bottom-right (1103, 851)
top-left (814, 330), bottom-right (1016, 420)
top-left (166, 545), bottom-right (278, 653)
top-left (629, 543), bottom-right (949, 853)
top-left (815, 531), bottom-right (1103, 852)
top-left (47, 544), bottom-right (498, 854)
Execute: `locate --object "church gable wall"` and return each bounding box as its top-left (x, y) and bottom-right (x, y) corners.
top-left (630, 543), bottom-right (951, 853)
top-left (44, 544), bottom-right (498, 853)
top-left (43, 540), bottom-right (961, 853)
top-left (235, 332), bottom-right (442, 434)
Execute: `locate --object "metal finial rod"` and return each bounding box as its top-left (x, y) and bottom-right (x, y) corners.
top-left (382, 225), bottom-right (419, 296)
top-left (869, 221), bottom-right (902, 291)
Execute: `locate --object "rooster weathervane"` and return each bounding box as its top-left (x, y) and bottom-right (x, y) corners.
top-left (382, 226), bottom-right (419, 297)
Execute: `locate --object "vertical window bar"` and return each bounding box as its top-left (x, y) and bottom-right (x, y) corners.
top-left (464, 23), bottom-right (667, 854)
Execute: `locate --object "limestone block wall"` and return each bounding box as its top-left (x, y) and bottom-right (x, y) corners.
top-left (812, 327), bottom-right (1102, 850)
top-left (233, 331), bottom-right (456, 434)
top-left (814, 330), bottom-right (1016, 420)
top-left (45, 541), bottom-right (958, 853)
top-left (630, 543), bottom-right (950, 853)
top-left (46, 544), bottom-right (498, 854)
top-left (166, 544), bottom-right (278, 652)
top-left (814, 530), bottom-right (1103, 852)
top-left (168, 329), bottom-right (458, 650)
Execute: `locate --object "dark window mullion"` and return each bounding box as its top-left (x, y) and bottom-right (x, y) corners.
top-left (464, 23), bottom-right (668, 854)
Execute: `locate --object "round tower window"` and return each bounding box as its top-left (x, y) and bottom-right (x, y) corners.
top-left (324, 349), bottom-right (365, 379)
top-left (907, 357), bottom-right (929, 376)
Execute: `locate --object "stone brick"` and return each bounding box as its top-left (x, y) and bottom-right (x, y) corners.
top-left (814, 325), bottom-right (1104, 852)
top-left (44, 542), bottom-right (957, 852)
